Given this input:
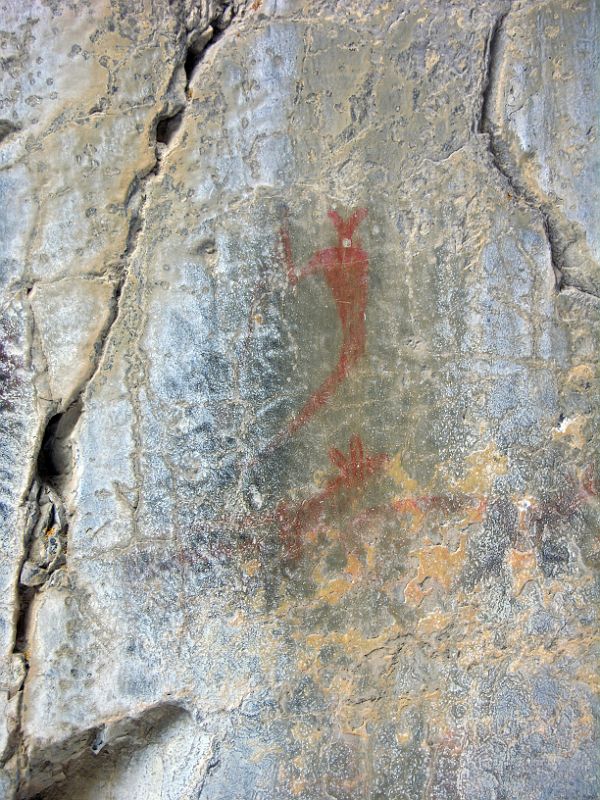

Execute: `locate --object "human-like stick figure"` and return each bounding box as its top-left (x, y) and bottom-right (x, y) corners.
top-left (280, 207), bottom-right (369, 434)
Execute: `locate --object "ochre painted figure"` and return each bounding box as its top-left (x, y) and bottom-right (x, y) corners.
top-left (278, 434), bottom-right (388, 561)
top-left (280, 208), bottom-right (369, 434)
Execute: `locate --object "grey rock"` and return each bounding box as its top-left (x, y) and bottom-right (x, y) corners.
top-left (0, 1), bottom-right (598, 799)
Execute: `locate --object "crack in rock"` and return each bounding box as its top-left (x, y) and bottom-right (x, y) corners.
top-left (479, 8), bottom-right (598, 300)
top-left (479, 10), bottom-right (565, 291)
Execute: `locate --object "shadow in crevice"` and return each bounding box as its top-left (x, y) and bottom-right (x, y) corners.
top-left (36, 400), bottom-right (82, 492)
top-left (155, 109), bottom-right (184, 147)
top-left (22, 703), bottom-right (191, 800)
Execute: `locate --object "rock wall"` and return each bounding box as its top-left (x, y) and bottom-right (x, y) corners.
top-left (0, 1), bottom-right (598, 798)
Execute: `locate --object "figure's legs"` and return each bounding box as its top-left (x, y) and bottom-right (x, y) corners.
top-left (288, 329), bottom-right (369, 434)
top-left (288, 354), bottom-right (351, 434)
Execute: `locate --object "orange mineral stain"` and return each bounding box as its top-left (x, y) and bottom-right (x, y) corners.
top-left (404, 535), bottom-right (467, 605)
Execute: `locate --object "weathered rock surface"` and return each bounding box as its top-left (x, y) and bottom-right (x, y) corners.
top-left (0, 1), bottom-right (598, 798)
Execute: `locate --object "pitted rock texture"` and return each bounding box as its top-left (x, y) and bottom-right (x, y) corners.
top-left (0, 1), bottom-right (598, 799)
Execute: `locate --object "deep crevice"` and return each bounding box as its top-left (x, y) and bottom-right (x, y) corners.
top-left (10, 399), bottom-right (79, 790)
top-left (14, 398), bottom-right (80, 663)
top-left (156, 108), bottom-right (184, 146)
top-left (184, 44), bottom-right (208, 84)
top-left (13, 587), bottom-right (34, 657)
top-left (184, 20), bottom-right (234, 88)
top-left (0, 119), bottom-right (21, 144)
top-left (36, 401), bottom-right (82, 488)
top-left (476, 11), bottom-right (507, 135)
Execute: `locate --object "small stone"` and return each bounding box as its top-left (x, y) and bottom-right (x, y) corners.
top-left (19, 561), bottom-right (48, 588)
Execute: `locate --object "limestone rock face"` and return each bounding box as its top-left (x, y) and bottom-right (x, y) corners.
top-left (0, 1), bottom-right (598, 798)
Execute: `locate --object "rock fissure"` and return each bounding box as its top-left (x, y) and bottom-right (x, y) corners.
top-left (479, 10), bottom-right (567, 292)
top-left (475, 9), bottom-right (508, 137)
top-left (560, 282), bottom-right (600, 302)
top-left (195, 739), bottom-right (222, 800)
top-left (9, 402), bottom-right (79, 791)
top-left (480, 7), bottom-right (600, 302)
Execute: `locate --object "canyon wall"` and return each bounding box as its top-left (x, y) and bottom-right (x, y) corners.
top-left (0, 1), bottom-right (598, 798)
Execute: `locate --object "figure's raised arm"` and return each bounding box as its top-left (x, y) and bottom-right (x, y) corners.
top-left (297, 251), bottom-right (329, 280)
top-left (280, 219), bottom-right (326, 285)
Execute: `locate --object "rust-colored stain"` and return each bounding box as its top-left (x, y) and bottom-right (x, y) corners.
top-left (281, 208), bottom-right (369, 434)
top-left (313, 574), bottom-right (354, 604)
top-left (566, 363), bottom-right (594, 389)
top-left (386, 452), bottom-right (419, 493)
top-left (404, 535), bottom-right (467, 604)
top-left (417, 609), bottom-right (452, 635)
top-left (508, 548), bottom-right (537, 595)
top-left (303, 624), bottom-right (401, 658)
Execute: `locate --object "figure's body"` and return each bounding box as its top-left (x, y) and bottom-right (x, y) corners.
top-left (281, 208), bottom-right (369, 434)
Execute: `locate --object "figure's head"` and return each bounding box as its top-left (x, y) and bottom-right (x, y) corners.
top-left (327, 208), bottom-right (368, 248)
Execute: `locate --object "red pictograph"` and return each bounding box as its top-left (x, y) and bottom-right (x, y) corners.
top-left (277, 434), bottom-right (388, 560)
top-left (280, 208), bottom-right (369, 434)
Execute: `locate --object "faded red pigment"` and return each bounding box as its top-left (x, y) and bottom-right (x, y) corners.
top-left (393, 494), bottom-right (487, 517)
top-left (281, 208), bottom-right (369, 434)
top-left (175, 464), bottom-right (598, 568)
top-left (277, 434), bottom-right (388, 560)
